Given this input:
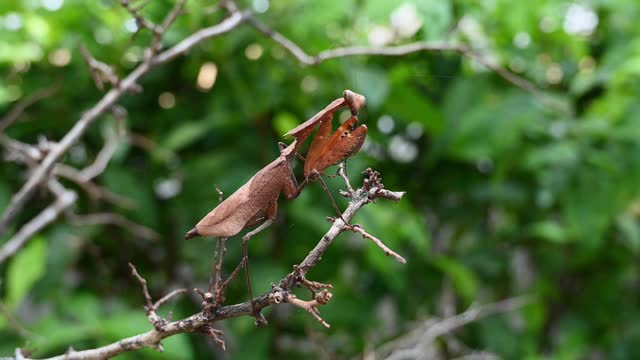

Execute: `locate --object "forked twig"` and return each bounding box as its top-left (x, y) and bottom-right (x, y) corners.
top-left (286, 290), bottom-right (333, 328)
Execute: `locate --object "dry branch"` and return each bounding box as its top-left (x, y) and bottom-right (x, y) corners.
top-left (0, 85), bottom-right (59, 133)
top-left (1, 0), bottom-right (559, 245)
top-left (0, 121), bottom-right (132, 263)
top-left (376, 296), bottom-right (532, 360)
top-left (0, 179), bottom-right (77, 263)
top-left (1, 2), bottom-right (550, 358)
top-left (12, 169), bottom-right (404, 360)
top-left (0, 7), bottom-right (247, 238)
top-left (247, 17), bottom-right (569, 115)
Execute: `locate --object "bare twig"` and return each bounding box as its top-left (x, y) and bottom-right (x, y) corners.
top-left (345, 224), bottom-right (407, 264)
top-left (0, 179), bottom-right (77, 264)
top-left (129, 263), bottom-right (154, 309)
top-left (79, 45), bottom-right (122, 92)
top-left (286, 290), bottom-right (333, 328)
top-left (200, 325), bottom-right (226, 351)
top-left (247, 17), bottom-right (569, 115)
top-left (54, 165), bottom-right (135, 208)
top-left (11, 170), bottom-right (403, 359)
top-left (153, 288), bottom-right (188, 310)
top-left (218, 257), bottom-right (246, 295)
top-left (0, 300), bottom-right (32, 338)
top-left (0, 8), bottom-right (247, 238)
top-left (129, 262), bottom-right (164, 328)
top-left (120, 0), bottom-right (160, 35)
top-left (337, 162), bottom-right (354, 193)
top-left (0, 120), bottom-right (137, 263)
top-left (66, 212), bottom-right (159, 240)
top-left (79, 129), bottom-right (120, 180)
top-left (0, 85), bottom-right (59, 133)
top-left (0, 1), bottom-right (563, 241)
top-left (377, 296), bottom-right (532, 360)
top-left (208, 237), bottom-right (222, 293)
top-left (213, 237), bottom-right (228, 301)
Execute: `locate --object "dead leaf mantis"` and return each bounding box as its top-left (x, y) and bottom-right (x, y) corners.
top-left (184, 90), bottom-right (367, 313)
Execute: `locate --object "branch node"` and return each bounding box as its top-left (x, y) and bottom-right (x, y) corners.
top-left (194, 288), bottom-right (216, 317)
top-left (80, 44), bottom-right (120, 91)
top-left (254, 311), bottom-right (268, 326)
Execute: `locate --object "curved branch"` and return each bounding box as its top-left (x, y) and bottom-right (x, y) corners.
top-left (0, 10), bottom-right (248, 238)
top-left (15, 172), bottom-right (405, 360)
top-left (247, 17), bottom-right (570, 116)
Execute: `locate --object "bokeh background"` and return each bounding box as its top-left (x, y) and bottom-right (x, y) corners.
top-left (2, 0), bottom-right (640, 359)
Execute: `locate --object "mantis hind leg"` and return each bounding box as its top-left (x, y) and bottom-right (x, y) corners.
top-left (311, 170), bottom-right (349, 226)
top-left (241, 200), bottom-right (277, 323)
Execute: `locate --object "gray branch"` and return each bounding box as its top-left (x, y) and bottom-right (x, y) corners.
top-left (0, 8), bottom-right (248, 238)
top-left (12, 173), bottom-right (405, 360)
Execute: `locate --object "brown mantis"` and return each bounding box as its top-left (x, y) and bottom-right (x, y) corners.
top-left (184, 90), bottom-right (366, 239)
top-left (184, 90), bottom-right (367, 314)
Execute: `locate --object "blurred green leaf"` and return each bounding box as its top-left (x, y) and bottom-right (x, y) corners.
top-left (530, 221), bottom-right (568, 244)
top-left (274, 112), bottom-right (299, 136)
top-left (431, 256), bottom-right (478, 302)
top-left (416, 0), bottom-right (452, 41)
top-left (160, 121), bottom-right (210, 153)
top-left (6, 236), bottom-right (46, 309)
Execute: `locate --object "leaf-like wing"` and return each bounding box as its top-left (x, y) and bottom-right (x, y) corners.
top-left (285, 97), bottom-right (345, 152)
top-left (195, 157), bottom-right (288, 237)
top-left (304, 116), bottom-right (368, 178)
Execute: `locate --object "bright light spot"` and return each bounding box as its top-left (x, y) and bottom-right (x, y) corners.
top-left (5, 13), bottom-right (23, 31)
top-left (270, 46), bottom-right (285, 59)
top-left (390, 3), bottom-right (423, 38)
top-left (300, 75), bottom-right (318, 93)
top-left (325, 23), bottom-right (340, 39)
top-left (513, 32), bottom-right (531, 49)
top-left (197, 62), bottom-right (218, 91)
top-left (546, 63), bottom-right (564, 84)
top-left (48, 48), bottom-right (71, 67)
top-left (476, 157), bottom-right (493, 174)
top-left (13, 62), bottom-right (31, 73)
top-left (509, 57), bottom-right (526, 73)
top-left (537, 53), bottom-right (552, 65)
top-left (579, 56), bottom-right (596, 73)
top-left (245, 43), bottom-right (264, 60)
top-left (406, 122), bottom-right (423, 139)
top-left (458, 16), bottom-right (489, 50)
top-left (539, 16), bottom-right (556, 33)
top-left (362, 138), bottom-right (385, 160)
top-left (388, 135), bottom-right (418, 163)
top-left (536, 189), bottom-right (553, 208)
top-left (7, 85), bottom-right (22, 101)
top-left (70, 144), bottom-right (87, 164)
top-left (123, 46), bottom-right (142, 64)
top-left (124, 18), bottom-right (138, 33)
top-left (377, 115), bottom-right (395, 134)
top-left (23, 0), bottom-right (41, 10)
top-left (252, 0), bottom-right (269, 13)
top-left (94, 28), bottom-right (113, 45)
top-left (158, 92), bottom-right (176, 109)
top-left (154, 178), bottom-right (182, 199)
top-left (563, 3), bottom-right (598, 36)
top-left (41, 0), bottom-right (64, 11)
top-left (549, 121), bottom-right (567, 138)
top-left (368, 25), bottom-right (394, 46)
top-left (338, 110), bottom-right (351, 123)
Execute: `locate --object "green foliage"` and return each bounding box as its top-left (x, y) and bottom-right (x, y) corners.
top-left (5, 236), bottom-right (46, 309)
top-left (2, 0), bottom-right (640, 359)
